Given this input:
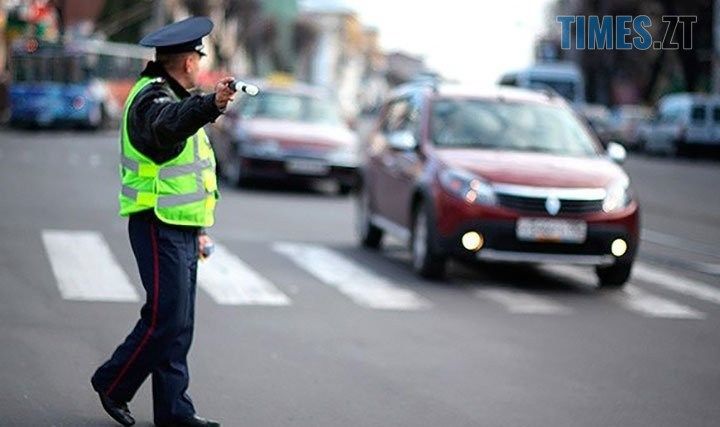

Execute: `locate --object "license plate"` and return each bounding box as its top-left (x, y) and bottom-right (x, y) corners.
top-left (516, 218), bottom-right (587, 243)
top-left (285, 159), bottom-right (329, 175)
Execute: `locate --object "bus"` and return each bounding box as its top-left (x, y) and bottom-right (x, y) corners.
top-left (499, 62), bottom-right (585, 106)
top-left (8, 38), bottom-right (152, 129)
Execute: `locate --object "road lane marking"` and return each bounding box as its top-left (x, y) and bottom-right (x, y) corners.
top-left (197, 243), bottom-right (291, 306)
top-left (642, 229), bottom-right (719, 258)
top-left (273, 242), bottom-right (430, 310)
top-left (541, 265), bottom-right (705, 319)
top-left (611, 285), bottom-right (704, 319)
top-left (474, 287), bottom-right (572, 315)
top-left (633, 263), bottom-right (720, 306)
top-left (42, 230), bottom-right (140, 302)
top-left (693, 262), bottom-right (720, 275)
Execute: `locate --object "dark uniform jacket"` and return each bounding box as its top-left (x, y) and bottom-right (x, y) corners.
top-left (128, 61), bottom-right (222, 164)
top-left (127, 61), bottom-right (222, 228)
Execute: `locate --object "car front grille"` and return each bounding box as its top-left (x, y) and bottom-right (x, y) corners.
top-left (496, 193), bottom-right (604, 214)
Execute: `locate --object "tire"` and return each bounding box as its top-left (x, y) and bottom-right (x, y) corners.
top-left (637, 139), bottom-right (647, 153)
top-left (338, 183), bottom-right (353, 196)
top-left (667, 139), bottom-right (683, 157)
top-left (356, 186), bottom-right (383, 249)
top-left (411, 201), bottom-right (447, 279)
top-left (224, 159), bottom-right (247, 188)
top-left (596, 261), bottom-right (632, 288)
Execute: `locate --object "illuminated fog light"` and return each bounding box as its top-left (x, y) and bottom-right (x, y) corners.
top-left (462, 231), bottom-right (484, 251)
top-left (464, 190), bottom-right (477, 203)
top-left (611, 239), bottom-right (628, 257)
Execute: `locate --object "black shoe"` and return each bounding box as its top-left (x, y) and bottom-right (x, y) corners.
top-left (155, 415), bottom-right (220, 427)
top-left (98, 392), bottom-right (135, 426)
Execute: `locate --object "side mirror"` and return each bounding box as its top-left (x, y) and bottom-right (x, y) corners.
top-left (387, 129), bottom-right (417, 151)
top-left (607, 141), bottom-right (627, 164)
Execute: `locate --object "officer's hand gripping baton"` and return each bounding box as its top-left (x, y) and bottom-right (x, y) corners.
top-left (228, 80), bottom-right (259, 96)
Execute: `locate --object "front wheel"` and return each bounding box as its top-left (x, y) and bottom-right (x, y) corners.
top-left (411, 203), bottom-right (447, 279)
top-left (337, 183), bottom-right (353, 196)
top-left (596, 261), bottom-right (633, 288)
top-left (224, 159), bottom-right (247, 188)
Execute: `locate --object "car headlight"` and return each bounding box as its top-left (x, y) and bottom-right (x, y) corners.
top-left (439, 169), bottom-right (496, 206)
top-left (241, 138), bottom-right (282, 158)
top-left (603, 178), bottom-right (632, 212)
top-left (327, 146), bottom-right (360, 167)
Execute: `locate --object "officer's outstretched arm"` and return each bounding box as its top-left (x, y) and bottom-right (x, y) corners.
top-left (137, 90), bottom-right (222, 149)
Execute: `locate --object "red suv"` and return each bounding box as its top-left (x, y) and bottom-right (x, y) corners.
top-left (356, 84), bottom-right (639, 287)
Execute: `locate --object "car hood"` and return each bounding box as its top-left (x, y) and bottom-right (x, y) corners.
top-left (434, 148), bottom-right (626, 188)
top-left (240, 118), bottom-right (356, 148)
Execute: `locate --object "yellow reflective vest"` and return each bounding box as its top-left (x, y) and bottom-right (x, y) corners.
top-left (118, 77), bottom-right (219, 227)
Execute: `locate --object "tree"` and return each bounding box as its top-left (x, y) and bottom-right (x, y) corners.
top-left (553, 0), bottom-right (712, 104)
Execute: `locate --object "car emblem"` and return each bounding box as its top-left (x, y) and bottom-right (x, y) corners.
top-left (545, 196), bottom-right (561, 216)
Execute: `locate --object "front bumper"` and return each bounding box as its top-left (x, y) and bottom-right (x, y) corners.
top-left (476, 250), bottom-right (614, 266)
top-left (433, 184), bottom-right (640, 266)
top-left (239, 156), bottom-right (358, 186)
top-left (437, 219), bottom-right (637, 266)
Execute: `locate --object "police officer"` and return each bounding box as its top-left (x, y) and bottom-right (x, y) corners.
top-left (91, 17), bottom-right (234, 427)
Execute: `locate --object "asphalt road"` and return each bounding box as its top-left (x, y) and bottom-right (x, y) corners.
top-left (0, 130), bottom-right (719, 427)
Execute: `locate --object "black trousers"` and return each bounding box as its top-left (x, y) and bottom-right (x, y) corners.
top-left (92, 213), bottom-right (199, 423)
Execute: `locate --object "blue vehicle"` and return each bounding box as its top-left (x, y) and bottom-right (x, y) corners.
top-left (9, 39), bottom-right (150, 129)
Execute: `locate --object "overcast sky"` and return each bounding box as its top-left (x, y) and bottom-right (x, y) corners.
top-left (341, 0), bottom-right (554, 85)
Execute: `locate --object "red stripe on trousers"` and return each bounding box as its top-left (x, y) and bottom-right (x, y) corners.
top-left (106, 221), bottom-right (160, 397)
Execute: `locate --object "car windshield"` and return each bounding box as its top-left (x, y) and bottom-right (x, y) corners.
top-left (238, 91), bottom-right (342, 125)
top-left (431, 98), bottom-right (600, 156)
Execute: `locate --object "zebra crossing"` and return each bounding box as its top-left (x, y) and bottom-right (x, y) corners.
top-left (40, 229), bottom-right (720, 319)
top-left (42, 230), bottom-right (140, 302)
top-left (198, 243), bottom-right (291, 306)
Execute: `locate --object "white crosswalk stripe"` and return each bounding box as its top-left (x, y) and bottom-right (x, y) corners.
top-left (633, 263), bottom-right (720, 306)
top-left (541, 265), bottom-right (705, 319)
top-left (198, 243), bottom-right (291, 306)
top-left (611, 285), bottom-right (705, 319)
top-left (42, 230), bottom-right (140, 302)
top-left (273, 242), bottom-right (430, 310)
top-left (474, 287), bottom-right (572, 315)
top-left (38, 229), bottom-right (720, 319)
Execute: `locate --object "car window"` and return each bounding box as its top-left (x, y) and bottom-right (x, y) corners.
top-left (238, 91), bottom-right (342, 125)
top-left (691, 105), bottom-right (706, 123)
top-left (659, 106), bottom-right (682, 123)
top-left (713, 106), bottom-right (720, 123)
top-left (430, 98), bottom-right (599, 156)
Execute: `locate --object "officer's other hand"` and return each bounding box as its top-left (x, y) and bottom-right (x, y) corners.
top-left (214, 77), bottom-right (236, 111)
top-left (199, 234), bottom-right (214, 260)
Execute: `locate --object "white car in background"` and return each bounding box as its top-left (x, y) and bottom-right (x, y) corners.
top-left (611, 105), bottom-right (652, 151)
top-left (640, 93), bottom-right (720, 156)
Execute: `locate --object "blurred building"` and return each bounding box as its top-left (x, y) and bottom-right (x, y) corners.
top-left (297, 0), bottom-right (368, 117)
top-left (357, 26), bottom-right (388, 113)
top-left (60, 0), bottom-right (105, 37)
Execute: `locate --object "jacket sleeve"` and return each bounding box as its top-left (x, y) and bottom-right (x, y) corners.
top-left (133, 85), bottom-right (222, 150)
